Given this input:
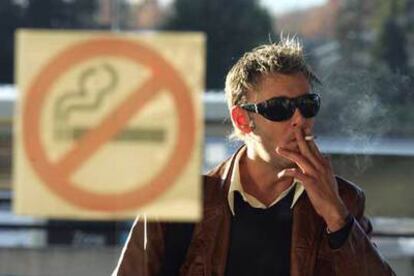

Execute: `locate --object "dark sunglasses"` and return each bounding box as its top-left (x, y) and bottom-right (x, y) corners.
top-left (240, 93), bottom-right (321, 122)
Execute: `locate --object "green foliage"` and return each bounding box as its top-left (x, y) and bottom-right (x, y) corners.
top-left (371, 0), bottom-right (409, 74)
top-left (162, 0), bottom-right (276, 89)
top-left (0, 1), bottom-right (21, 83)
top-left (330, 0), bottom-right (413, 138)
top-left (0, 0), bottom-right (99, 84)
top-left (23, 0), bottom-right (98, 28)
top-left (372, 19), bottom-right (409, 73)
top-left (334, 0), bottom-right (366, 68)
top-left (371, 0), bottom-right (406, 30)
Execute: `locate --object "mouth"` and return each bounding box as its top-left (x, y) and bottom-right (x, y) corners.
top-left (285, 130), bottom-right (314, 143)
top-left (279, 129), bottom-right (313, 151)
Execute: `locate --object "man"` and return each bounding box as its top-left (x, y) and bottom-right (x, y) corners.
top-left (113, 38), bottom-right (395, 275)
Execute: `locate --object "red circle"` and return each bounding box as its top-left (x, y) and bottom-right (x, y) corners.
top-left (22, 37), bottom-right (197, 212)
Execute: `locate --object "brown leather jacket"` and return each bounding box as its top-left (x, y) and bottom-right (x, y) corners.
top-left (113, 148), bottom-right (395, 276)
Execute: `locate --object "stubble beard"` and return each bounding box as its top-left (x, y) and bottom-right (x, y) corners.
top-left (246, 132), bottom-right (299, 172)
top-left (271, 154), bottom-right (298, 172)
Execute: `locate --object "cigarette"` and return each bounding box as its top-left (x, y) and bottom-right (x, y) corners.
top-left (304, 135), bottom-right (316, 141)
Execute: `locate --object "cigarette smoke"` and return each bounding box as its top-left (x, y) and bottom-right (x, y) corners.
top-left (315, 68), bottom-right (396, 174)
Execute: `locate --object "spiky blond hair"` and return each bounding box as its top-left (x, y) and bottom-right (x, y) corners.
top-left (225, 36), bottom-right (320, 141)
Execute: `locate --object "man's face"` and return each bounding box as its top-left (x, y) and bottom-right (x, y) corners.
top-left (243, 72), bottom-right (315, 168)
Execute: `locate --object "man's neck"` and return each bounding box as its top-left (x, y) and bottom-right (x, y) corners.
top-left (239, 148), bottom-right (294, 206)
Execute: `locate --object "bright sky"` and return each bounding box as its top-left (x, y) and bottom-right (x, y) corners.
top-left (155, 0), bottom-right (328, 15)
top-left (260, 0), bottom-right (328, 15)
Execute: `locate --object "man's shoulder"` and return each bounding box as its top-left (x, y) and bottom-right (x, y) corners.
top-left (336, 176), bottom-right (364, 196)
top-left (335, 176), bottom-right (366, 213)
top-left (201, 157), bottom-right (233, 204)
top-left (205, 152), bottom-right (233, 177)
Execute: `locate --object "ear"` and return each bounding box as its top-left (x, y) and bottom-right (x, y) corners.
top-left (231, 106), bottom-right (253, 134)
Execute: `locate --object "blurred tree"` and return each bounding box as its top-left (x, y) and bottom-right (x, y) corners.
top-left (406, 0), bottom-right (414, 31)
top-left (163, 0), bottom-right (276, 90)
top-left (334, 0), bottom-right (367, 68)
top-left (372, 0), bottom-right (409, 74)
top-left (23, 0), bottom-right (98, 28)
top-left (0, 0), bottom-right (99, 84)
top-left (370, 0), bottom-right (406, 29)
top-left (0, 0), bottom-right (22, 83)
top-left (23, 0), bottom-right (66, 28)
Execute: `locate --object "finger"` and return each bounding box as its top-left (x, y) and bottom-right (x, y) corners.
top-left (294, 127), bottom-right (324, 171)
top-left (276, 147), bottom-right (317, 175)
top-left (304, 134), bottom-right (325, 163)
top-left (305, 136), bottom-right (332, 169)
top-left (323, 154), bottom-right (334, 170)
top-left (277, 168), bottom-right (315, 188)
top-left (307, 139), bottom-right (323, 158)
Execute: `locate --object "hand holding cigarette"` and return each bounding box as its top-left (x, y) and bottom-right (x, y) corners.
top-left (276, 127), bottom-right (349, 233)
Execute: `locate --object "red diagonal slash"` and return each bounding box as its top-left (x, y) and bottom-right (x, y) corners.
top-left (22, 37), bottom-right (198, 211)
top-left (55, 74), bottom-right (162, 178)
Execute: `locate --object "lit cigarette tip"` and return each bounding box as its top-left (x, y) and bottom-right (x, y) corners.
top-left (304, 135), bottom-right (316, 141)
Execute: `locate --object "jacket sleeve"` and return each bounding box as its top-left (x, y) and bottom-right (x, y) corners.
top-left (331, 188), bottom-right (396, 276)
top-left (112, 216), bottom-right (165, 276)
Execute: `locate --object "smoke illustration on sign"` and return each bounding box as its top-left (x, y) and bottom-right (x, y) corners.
top-left (53, 63), bottom-right (165, 143)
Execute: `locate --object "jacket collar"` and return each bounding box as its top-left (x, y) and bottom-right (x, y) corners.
top-left (202, 145), bottom-right (324, 276)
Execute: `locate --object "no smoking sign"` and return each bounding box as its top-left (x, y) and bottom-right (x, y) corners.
top-left (14, 30), bottom-right (204, 221)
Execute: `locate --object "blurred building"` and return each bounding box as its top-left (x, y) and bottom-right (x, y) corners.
top-left (97, 0), bottom-right (165, 30)
top-left (275, 0), bottom-right (340, 39)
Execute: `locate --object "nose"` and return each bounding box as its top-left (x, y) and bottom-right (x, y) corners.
top-left (290, 108), bottom-right (307, 128)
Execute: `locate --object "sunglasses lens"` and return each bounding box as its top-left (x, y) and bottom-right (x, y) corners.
top-left (261, 98), bottom-right (294, 121)
top-left (246, 94), bottom-right (320, 122)
top-left (298, 94), bottom-right (320, 118)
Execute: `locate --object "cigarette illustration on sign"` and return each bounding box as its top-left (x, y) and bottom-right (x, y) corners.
top-left (53, 63), bottom-right (165, 143)
top-left (15, 30), bottom-right (204, 221)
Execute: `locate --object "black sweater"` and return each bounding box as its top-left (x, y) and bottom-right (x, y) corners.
top-left (225, 190), bottom-right (295, 276)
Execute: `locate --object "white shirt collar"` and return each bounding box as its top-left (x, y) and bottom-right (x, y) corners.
top-left (227, 147), bottom-right (305, 216)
